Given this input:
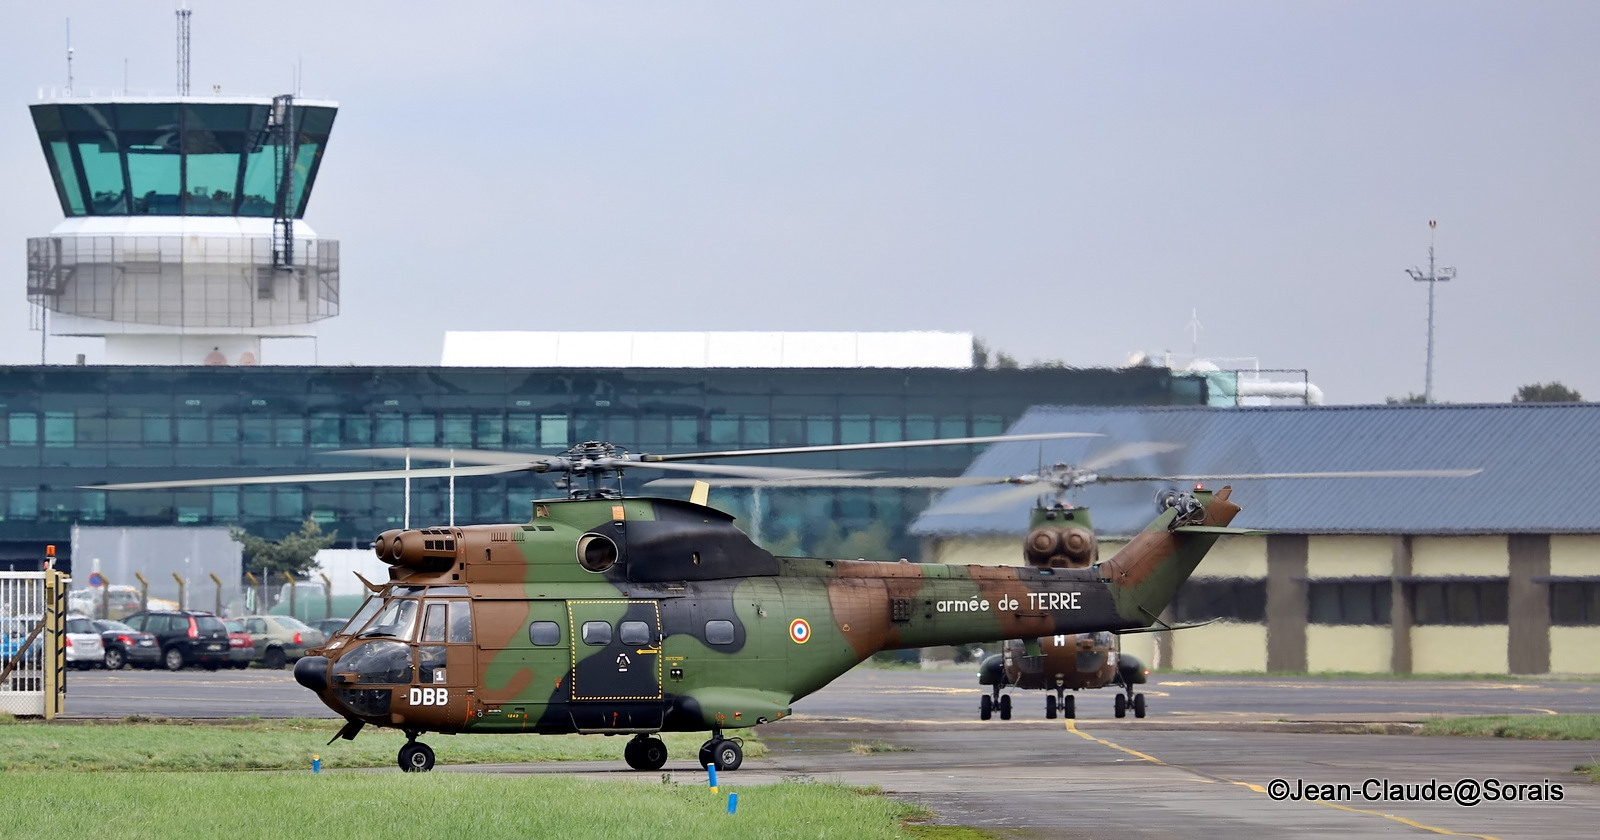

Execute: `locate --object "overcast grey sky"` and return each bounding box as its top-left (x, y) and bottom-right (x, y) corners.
top-left (3, 1), bottom-right (1596, 405)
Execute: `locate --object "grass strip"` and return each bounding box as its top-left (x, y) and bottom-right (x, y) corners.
top-left (1419, 714), bottom-right (1600, 741)
top-left (0, 772), bottom-right (925, 840)
top-left (0, 716), bottom-right (764, 772)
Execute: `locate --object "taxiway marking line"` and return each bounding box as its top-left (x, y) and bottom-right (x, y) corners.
top-left (1061, 720), bottom-right (1504, 840)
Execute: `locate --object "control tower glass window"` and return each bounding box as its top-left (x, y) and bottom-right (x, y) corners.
top-left (30, 101), bottom-right (336, 218)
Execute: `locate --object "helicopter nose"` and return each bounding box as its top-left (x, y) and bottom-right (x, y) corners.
top-left (294, 655), bottom-right (330, 693)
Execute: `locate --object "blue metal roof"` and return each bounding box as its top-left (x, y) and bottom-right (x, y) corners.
top-left (910, 403), bottom-right (1600, 537)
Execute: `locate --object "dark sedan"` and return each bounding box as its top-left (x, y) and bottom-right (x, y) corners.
top-left (93, 618), bottom-right (161, 670)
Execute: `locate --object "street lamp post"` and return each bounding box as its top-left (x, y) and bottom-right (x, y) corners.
top-left (1405, 220), bottom-right (1456, 403)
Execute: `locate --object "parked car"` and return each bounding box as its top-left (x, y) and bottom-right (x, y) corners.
top-left (223, 619), bottom-right (258, 669)
top-left (63, 615), bottom-right (106, 670)
top-left (0, 617), bottom-right (41, 667)
top-left (94, 618), bottom-right (161, 670)
top-left (121, 610), bottom-right (231, 671)
top-left (314, 617), bottom-right (350, 639)
top-left (2, 615), bottom-right (103, 670)
top-left (235, 615), bottom-right (326, 669)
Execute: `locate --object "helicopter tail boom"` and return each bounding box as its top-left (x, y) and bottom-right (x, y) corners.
top-left (1100, 486), bottom-right (1241, 626)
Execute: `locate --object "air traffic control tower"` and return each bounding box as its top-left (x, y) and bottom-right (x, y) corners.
top-left (25, 94), bottom-right (339, 364)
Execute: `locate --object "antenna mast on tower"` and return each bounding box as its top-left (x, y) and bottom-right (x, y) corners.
top-left (176, 3), bottom-right (192, 96)
top-left (1405, 220), bottom-right (1456, 404)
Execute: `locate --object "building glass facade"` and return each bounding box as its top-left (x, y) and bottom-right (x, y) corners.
top-left (0, 364), bottom-right (1205, 570)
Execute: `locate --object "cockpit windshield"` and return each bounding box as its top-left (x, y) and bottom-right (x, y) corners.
top-left (361, 598), bottom-right (420, 640)
top-left (336, 596), bottom-right (385, 639)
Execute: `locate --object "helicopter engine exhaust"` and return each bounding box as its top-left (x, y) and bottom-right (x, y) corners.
top-left (1023, 526), bottom-right (1097, 568)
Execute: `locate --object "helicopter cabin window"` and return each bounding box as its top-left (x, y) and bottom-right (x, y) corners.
top-left (581, 621), bottom-right (612, 646)
top-left (448, 601), bottom-right (473, 643)
top-left (619, 620), bottom-right (651, 646)
top-left (421, 603), bottom-right (447, 643)
top-left (705, 620), bottom-right (735, 645)
top-left (529, 621), bottom-right (561, 646)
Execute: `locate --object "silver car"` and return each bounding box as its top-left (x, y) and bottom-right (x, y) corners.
top-left (236, 615), bottom-right (326, 669)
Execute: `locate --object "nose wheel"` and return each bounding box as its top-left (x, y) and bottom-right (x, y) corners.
top-left (1046, 691), bottom-right (1075, 719)
top-left (624, 734), bottom-right (669, 770)
top-left (698, 729), bottom-right (744, 771)
top-left (398, 736), bottom-right (435, 772)
top-left (1113, 686), bottom-right (1147, 719)
top-left (979, 689), bottom-right (1012, 720)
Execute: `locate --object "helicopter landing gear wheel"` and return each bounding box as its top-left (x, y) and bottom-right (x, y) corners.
top-left (624, 735), bottom-right (668, 771)
top-left (698, 729), bottom-right (743, 771)
top-left (1133, 693), bottom-right (1147, 719)
top-left (979, 693), bottom-right (993, 720)
top-left (998, 693), bottom-right (1012, 721)
top-left (398, 740), bottom-right (435, 772)
top-left (1046, 694), bottom-right (1057, 719)
top-left (1114, 691), bottom-right (1128, 718)
top-left (1062, 693), bottom-right (1075, 719)
top-left (709, 739), bottom-right (742, 771)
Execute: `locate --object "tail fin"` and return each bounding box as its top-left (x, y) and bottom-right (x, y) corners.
top-left (1100, 487), bottom-right (1241, 626)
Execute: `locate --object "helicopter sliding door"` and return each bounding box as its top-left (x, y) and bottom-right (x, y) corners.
top-left (566, 599), bottom-right (663, 733)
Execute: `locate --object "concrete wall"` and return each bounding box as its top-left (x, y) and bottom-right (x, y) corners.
top-left (1551, 628), bottom-right (1600, 673)
top-left (1169, 622), bottom-right (1268, 672)
top-left (1411, 626), bottom-right (1509, 674)
top-left (1306, 625), bottom-right (1391, 673)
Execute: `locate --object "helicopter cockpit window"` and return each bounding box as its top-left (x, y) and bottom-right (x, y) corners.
top-left (418, 645), bottom-right (446, 683)
top-left (341, 597), bottom-right (385, 637)
top-left (362, 598), bottom-right (420, 641)
top-left (447, 601), bottom-right (473, 643)
top-left (618, 620), bottom-right (651, 646)
top-left (529, 621), bottom-right (561, 646)
top-left (576, 534), bottom-right (619, 573)
top-left (421, 604), bottom-right (447, 643)
top-left (581, 621), bottom-right (612, 646)
top-left (337, 640), bottom-right (414, 685)
top-left (705, 620), bottom-right (736, 645)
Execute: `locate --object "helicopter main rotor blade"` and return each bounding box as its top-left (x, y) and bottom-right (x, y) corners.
top-left (1078, 441), bottom-right (1183, 472)
top-left (1096, 468), bottom-right (1484, 483)
top-left (638, 431), bottom-right (1100, 463)
top-left (326, 447), bottom-right (557, 467)
top-left (594, 460), bottom-right (868, 480)
top-left (644, 475), bottom-right (1003, 489)
top-left (939, 482), bottom-right (1052, 514)
top-left (85, 463), bottom-right (534, 491)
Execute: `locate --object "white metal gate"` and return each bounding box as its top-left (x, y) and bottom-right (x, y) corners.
top-left (0, 571), bottom-right (67, 718)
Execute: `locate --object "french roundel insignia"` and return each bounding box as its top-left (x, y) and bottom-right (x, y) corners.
top-left (789, 618), bottom-right (811, 644)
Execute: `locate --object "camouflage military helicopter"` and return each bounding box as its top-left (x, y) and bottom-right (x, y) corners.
top-left (978, 631), bottom-right (1149, 720)
top-left (704, 445), bottom-right (1482, 723)
top-left (939, 452), bottom-right (1481, 722)
top-left (93, 433), bottom-right (1260, 773)
top-left (974, 500), bottom-right (1151, 720)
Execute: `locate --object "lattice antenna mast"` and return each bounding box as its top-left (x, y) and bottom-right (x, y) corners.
top-left (176, 3), bottom-right (192, 96)
top-left (65, 19), bottom-right (74, 95)
top-left (1405, 220), bottom-right (1456, 403)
